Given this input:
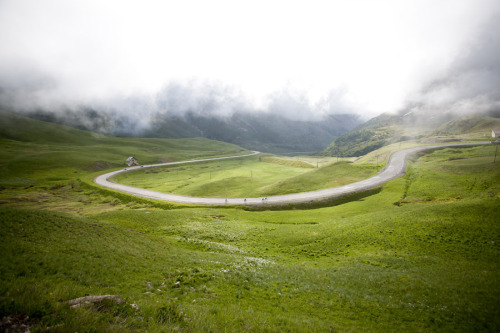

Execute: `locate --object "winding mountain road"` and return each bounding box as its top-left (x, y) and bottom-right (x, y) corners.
top-left (94, 142), bottom-right (491, 206)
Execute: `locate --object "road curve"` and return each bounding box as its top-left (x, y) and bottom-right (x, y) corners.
top-left (94, 142), bottom-right (491, 206)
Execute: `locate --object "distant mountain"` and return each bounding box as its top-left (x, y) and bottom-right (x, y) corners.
top-left (20, 109), bottom-right (361, 154)
top-left (143, 112), bottom-right (361, 154)
top-left (322, 108), bottom-right (500, 157)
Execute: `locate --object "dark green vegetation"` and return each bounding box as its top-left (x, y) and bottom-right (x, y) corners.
top-left (1, 110), bottom-right (499, 332)
top-left (24, 109), bottom-right (361, 154)
top-left (323, 128), bottom-right (392, 157)
top-left (147, 112), bottom-right (361, 154)
top-left (323, 110), bottom-right (500, 157)
top-left (112, 156), bottom-right (377, 198)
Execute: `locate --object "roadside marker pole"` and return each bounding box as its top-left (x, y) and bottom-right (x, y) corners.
top-left (494, 141), bottom-right (499, 163)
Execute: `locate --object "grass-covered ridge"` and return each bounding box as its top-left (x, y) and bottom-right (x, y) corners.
top-left (323, 112), bottom-right (500, 157)
top-left (433, 115), bottom-right (500, 136)
top-left (0, 110), bottom-right (499, 331)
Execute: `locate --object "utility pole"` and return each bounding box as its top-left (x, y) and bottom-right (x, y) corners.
top-left (494, 141), bottom-right (499, 163)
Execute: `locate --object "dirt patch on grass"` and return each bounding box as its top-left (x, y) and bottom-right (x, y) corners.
top-left (203, 214), bottom-right (227, 220)
top-left (86, 161), bottom-right (114, 171)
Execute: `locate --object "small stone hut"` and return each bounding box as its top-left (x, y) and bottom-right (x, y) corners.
top-left (126, 156), bottom-right (139, 166)
top-left (492, 130), bottom-right (500, 138)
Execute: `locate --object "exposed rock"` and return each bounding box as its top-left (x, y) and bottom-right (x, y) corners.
top-left (66, 295), bottom-right (124, 309)
top-left (0, 313), bottom-right (30, 333)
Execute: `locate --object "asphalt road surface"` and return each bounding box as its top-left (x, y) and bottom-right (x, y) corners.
top-left (94, 142), bottom-right (491, 206)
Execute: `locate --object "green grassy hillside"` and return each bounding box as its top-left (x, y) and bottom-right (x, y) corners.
top-left (112, 157), bottom-right (377, 198)
top-left (0, 109), bottom-right (101, 144)
top-left (433, 115), bottom-right (500, 136)
top-left (0, 110), bottom-right (499, 332)
top-left (0, 110), bottom-right (249, 188)
top-left (323, 111), bottom-right (500, 157)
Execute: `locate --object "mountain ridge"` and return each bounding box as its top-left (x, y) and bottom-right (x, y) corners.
top-left (15, 108), bottom-right (361, 154)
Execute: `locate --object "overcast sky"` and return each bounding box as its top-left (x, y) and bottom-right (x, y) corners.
top-left (0, 0), bottom-right (499, 120)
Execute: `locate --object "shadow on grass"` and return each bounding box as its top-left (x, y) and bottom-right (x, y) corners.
top-left (84, 176), bottom-right (383, 212)
top-left (242, 187), bottom-right (382, 211)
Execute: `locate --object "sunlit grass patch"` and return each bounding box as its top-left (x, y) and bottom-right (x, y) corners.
top-left (400, 146), bottom-right (500, 203)
top-left (260, 155), bottom-right (316, 168)
top-left (112, 157), bottom-right (380, 198)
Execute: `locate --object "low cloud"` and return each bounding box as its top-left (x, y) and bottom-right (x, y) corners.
top-left (1, 0), bottom-right (499, 133)
top-left (402, 13), bottom-right (500, 118)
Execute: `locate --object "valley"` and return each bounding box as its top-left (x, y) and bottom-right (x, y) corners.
top-left (2, 2), bottom-right (499, 331)
top-left (101, 142), bottom-right (491, 206)
top-left (0, 110), bottom-right (499, 332)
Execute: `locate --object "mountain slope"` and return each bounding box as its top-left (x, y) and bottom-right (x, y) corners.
top-left (145, 112), bottom-right (360, 154)
top-left (0, 109), bottom-right (111, 145)
top-left (433, 115), bottom-right (500, 135)
top-left (0, 110), bottom-right (250, 187)
top-left (322, 109), bottom-right (500, 157)
top-left (20, 109), bottom-right (361, 154)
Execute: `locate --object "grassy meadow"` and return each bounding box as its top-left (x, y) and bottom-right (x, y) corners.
top-left (0, 110), bottom-right (499, 332)
top-left (111, 156), bottom-right (377, 198)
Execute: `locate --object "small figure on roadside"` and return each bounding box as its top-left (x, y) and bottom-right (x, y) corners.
top-left (225, 198), bottom-right (228, 204)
